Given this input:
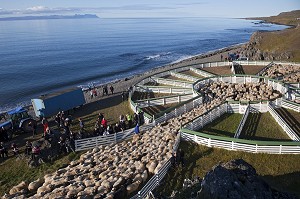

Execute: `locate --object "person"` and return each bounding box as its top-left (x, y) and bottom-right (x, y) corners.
top-left (179, 149), bottom-right (185, 166)
top-left (41, 117), bottom-right (48, 136)
top-left (90, 89), bottom-right (93, 99)
top-left (25, 141), bottom-right (32, 156)
top-left (110, 85), bottom-right (114, 95)
top-left (134, 123), bottom-right (140, 134)
top-left (221, 54), bottom-right (223, 61)
top-left (92, 88), bottom-right (98, 97)
top-left (31, 145), bottom-right (41, 162)
top-left (134, 113), bottom-right (139, 126)
top-left (114, 123), bottom-right (121, 133)
top-left (101, 117), bottom-right (108, 129)
top-left (121, 92), bottom-right (125, 101)
top-left (119, 114), bottom-right (126, 130)
top-left (138, 110), bottom-right (144, 125)
top-left (55, 113), bottom-right (61, 128)
top-left (0, 127), bottom-right (9, 141)
top-left (98, 113), bottom-right (104, 121)
top-left (65, 138), bottom-right (74, 153)
top-left (11, 143), bottom-right (19, 156)
top-left (107, 125), bottom-right (113, 134)
top-left (126, 113), bottom-right (133, 128)
top-left (58, 136), bottom-right (66, 153)
top-left (79, 118), bottom-right (85, 132)
top-left (104, 85), bottom-right (108, 96)
top-left (0, 142), bottom-right (8, 158)
top-left (29, 120), bottom-right (37, 137)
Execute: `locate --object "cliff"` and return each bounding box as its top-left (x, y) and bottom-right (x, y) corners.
top-left (241, 10), bottom-right (300, 62)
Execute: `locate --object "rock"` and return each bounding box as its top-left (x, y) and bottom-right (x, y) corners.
top-left (198, 159), bottom-right (298, 199)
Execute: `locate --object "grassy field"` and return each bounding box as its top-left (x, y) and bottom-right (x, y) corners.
top-left (199, 113), bottom-right (243, 137)
top-left (156, 141), bottom-right (300, 198)
top-left (0, 96), bottom-right (132, 195)
top-left (240, 112), bottom-right (291, 141)
top-left (247, 10), bottom-right (300, 62)
top-left (275, 107), bottom-right (300, 136)
top-left (0, 152), bottom-right (82, 196)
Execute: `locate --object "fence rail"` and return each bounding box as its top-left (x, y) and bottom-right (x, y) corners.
top-left (75, 124), bottom-right (155, 151)
top-left (131, 133), bottom-right (181, 199)
top-left (234, 105), bottom-right (250, 138)
top-left (282, 99), bottom-right (300, 112)
top-left (152, 77), bottom-right (193, 88)
top-left (268, 103), bottom-right (300, 141)
top-left (190, 67), bottom-right (214, 77)
top-left (181, 128), bottom-right (300, 154)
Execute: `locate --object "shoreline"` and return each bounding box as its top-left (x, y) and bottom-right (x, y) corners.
top-left (82, 43), bottom-right (243, 104)
top-left (1, 43), bottom-right (243, 114)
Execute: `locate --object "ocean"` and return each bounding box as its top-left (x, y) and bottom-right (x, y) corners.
top-left (0, 17), bottom-right (287, 113)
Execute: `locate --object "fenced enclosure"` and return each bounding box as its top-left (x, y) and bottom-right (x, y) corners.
top-left (154, 96), bottom-right (203, 124)
top-left (131, 133), bottom-right (181, 199)
top-left (268, 103), bottom-right (300, 141)
top-left (234, 105), bottom-right (250, 138)
top-left (75, 123), bottom-right (155, 151)
top-left (134, 93), bottom-right (194, 108)
top-left (181, 129), bottom-right (300, 154)
top-left (281, 99), bottom-right (300, 112)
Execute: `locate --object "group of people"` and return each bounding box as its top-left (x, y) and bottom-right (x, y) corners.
top-left (89, 85), bottom-right (115, 99)
top-left (0, 127), bottom-right (10, 142)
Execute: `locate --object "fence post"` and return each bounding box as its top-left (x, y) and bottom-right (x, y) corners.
top-left (210, 111), bottom-right (212, 123)
top-left (194, 134), bottom-right (197, 143)
top-left (164, 113), bottom-right (167, 122)
top-left (184, 104), bottom-right (187, 113)
top-left (175, 108), bottom-right (177, 117)
top-left (114, 133), bottom-right (117, 144)
top-left (231, 141), bottom-right (234, 150)
top-left (156, 173), bottom-right (160, 186)
top-left (208, 138), bottom-right (211, 147)
top-left (255, 144), bottom-right (258, 153)
top-left (279, 145), bottom-right (282, 154)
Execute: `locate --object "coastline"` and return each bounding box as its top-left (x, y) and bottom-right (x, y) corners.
top-left (82, 43), bottom-right (243, 104)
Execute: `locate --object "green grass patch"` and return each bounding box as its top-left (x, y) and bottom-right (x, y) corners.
top-left (0, 152), bottom-right (83, 196)
top-left (240, 112), bottom-right (291, 141)
top-left (156, 141), bottom-right (300, 198)
top-left (199, 113), bottom-right (243, 137)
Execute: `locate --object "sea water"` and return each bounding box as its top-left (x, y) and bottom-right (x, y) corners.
top-left (0, 17), bottom-right (287, 112)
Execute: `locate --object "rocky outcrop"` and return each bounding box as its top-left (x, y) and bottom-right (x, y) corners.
top-left (197, 159), bottom-right (298, 199)
top-left (240, 31), bottom-right (293, 61)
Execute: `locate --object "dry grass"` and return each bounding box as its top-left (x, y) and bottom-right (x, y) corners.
top-left (201, 66), bottom-right (232, 75)
top-left (179, 70), bottom-right (204, 78)
top-left (142, 103), bottom-right (179, 116)
top-left (162, 75), bottom-right (194, 82)
top-left (131, 91), bottom-right (171, 101)
top-left (240, 112), bottom-right (291, 141)
top-left (242, 65), bottom-right (266, 75)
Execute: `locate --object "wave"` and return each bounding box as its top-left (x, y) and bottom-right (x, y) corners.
top-left (143, 52), bottom-right (172, 61)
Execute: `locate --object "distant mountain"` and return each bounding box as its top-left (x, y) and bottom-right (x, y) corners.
top-left (0, 14), bottom-right (99, 21)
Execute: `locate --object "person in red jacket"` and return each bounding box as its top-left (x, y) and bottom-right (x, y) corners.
top-left (101, 117), bottom-right (108, 129)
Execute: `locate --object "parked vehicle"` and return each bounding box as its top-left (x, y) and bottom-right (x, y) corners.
top-left (0, 107), bottom-right (36, 134)
top-left (31, 88), bottom-right (86, 118)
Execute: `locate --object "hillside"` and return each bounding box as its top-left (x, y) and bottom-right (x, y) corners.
top-left (242, 10), bottom-right (300, 62)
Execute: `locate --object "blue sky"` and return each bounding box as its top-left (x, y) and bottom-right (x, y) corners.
top-left (0, 0), bottom-right (299, 18)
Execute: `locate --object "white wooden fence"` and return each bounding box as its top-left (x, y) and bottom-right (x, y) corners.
top-left (268, 103), bottom-right (300, 141)
top-left (135, 85), bottom-right (193, 94)
top-left (170, 71), bottom-right (200, 82)
top-left (131, 133), bottom-right (181, 199)
top-left (185, 103), bottom-right (227, 131)
top-left (75, 123), bottom-right (155, 151)
top-left (181, 131), bottom-right (300, 154)
top-left (190, 67), bottom-right (214, 77)
top-left (135, 94), bottom-right (194, 108)
top-left (154, 97), bottom-right (203, 124)
top-left (282, 99), bottom-right (300, 112)
top-left (234, 105), bottom-right (250, 138)
top-left (152, 77), bottom-right (193, 88)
